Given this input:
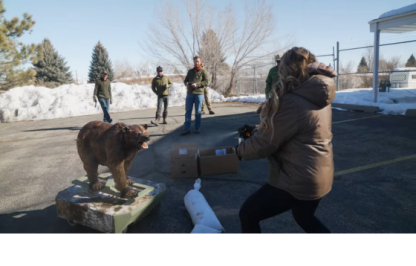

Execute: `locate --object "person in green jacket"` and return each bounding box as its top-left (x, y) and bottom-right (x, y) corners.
top-left (93, 71), bottom-right (112, 123)
top-left (151, 66), bottom-right (173, 126)
top-left (182, 56), bottom-right (210, 135)
top-left (265, 54), bottom-right (283, 99)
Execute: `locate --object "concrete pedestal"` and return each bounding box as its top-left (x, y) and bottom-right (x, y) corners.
top-left (55, 173), bottom-right (165, 233)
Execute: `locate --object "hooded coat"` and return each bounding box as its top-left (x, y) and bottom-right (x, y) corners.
top-left (237, 62), bottom-right (337, 200)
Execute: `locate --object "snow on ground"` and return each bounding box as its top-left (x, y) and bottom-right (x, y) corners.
top-left (332, 88), bottom-right (416, 115)
top-left (0, 83), bottom-right (224, 123)
top-left (224, 88), bottom-right (416, 116)
top-left (1, 83), bottom-right (415, 123)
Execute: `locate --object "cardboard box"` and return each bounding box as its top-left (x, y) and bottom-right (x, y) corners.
top-left (199, 146), bottom-right (239, 176)
top-left (170, 143), bottom-right (199, 179)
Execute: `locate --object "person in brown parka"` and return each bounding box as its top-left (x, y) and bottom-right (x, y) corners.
top-left (236, 47), bottom-right (336, 233)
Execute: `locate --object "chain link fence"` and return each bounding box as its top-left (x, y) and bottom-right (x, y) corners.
top-left (336, 38), bottom-right (416, 104)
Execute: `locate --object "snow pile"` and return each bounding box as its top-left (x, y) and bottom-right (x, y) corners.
top-left (1, 82), bottom-right (415, 122)
top-left (0, 83), bottom-right (225, 123)
top-left (225, 94), bottom-right (266, 103)
top-left (223, 88), bottom-right (416, 115)
top-left (333, 88), bottom-right (416, 115)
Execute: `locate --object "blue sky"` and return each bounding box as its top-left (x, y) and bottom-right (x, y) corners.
top-left (4, 0), bottom-right (416, 80)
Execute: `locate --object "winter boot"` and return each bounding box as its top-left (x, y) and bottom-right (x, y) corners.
top-left (151, 113), bottom-right (160, 126)
top-left (162, 111), bottom-right (168, 124)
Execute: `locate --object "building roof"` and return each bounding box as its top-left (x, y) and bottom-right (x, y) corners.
top-left (369, 3), bottom-right (416, 33)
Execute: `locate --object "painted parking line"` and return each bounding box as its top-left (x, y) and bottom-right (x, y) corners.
top-left (334, 154), bottom-right (416, 177)
top-left (332, 115), bottom-right (384, 124)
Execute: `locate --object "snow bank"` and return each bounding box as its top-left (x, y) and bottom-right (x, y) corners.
top-left (1, 83), bottom-right (415, 123)
top-left (333, 88), bottom-right (416, 115)
top-left (223, 88), bottom-right (416, 116)
top-left (0, 83), bottom-right (225, 123)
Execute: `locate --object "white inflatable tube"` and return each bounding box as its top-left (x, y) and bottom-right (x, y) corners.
top-left (184, 179), bottom-right (224, 233)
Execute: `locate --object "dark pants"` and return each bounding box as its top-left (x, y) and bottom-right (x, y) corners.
top-left (98, 97), bottom-right (111, 122)
top-left (239, 183), bottom-right (330, 233)
top-left (157, 95), bottom-right (169, 116)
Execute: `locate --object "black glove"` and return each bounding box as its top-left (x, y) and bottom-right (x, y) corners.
top-left (238, 124), bottom-right (256, 140)
top-left (235, 145), bottom-right (242, 161)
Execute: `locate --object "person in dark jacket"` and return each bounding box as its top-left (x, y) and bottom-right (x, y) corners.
top-left (151, 66), bottom-right (173, 126)
top-left (93, 71), bottom-right (112, 123)
top-left (386, 80), bottom-right (391, 92)
top-left (236, 47), bottom-right (335, 233)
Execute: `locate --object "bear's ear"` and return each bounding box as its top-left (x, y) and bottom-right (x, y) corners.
top-left (122, 126), bottom-right (130, 132)
top-left (141, 124), bottom-right (148, 130)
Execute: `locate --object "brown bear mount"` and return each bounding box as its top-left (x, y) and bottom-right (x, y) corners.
top-left (76, 121), bottom-right (150, 199)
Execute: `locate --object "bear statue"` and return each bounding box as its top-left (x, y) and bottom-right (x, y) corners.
top-left (76, 121), bottom-right (150, 199)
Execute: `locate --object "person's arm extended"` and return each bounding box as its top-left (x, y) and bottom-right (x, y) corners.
top-left (237, 97), bottom-right (298, 160)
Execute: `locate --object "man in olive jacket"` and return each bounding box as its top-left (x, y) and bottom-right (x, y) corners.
top-left (151, 66), bottom-right (173, 126)
top-left (93, 71), bottom-right (112, 123)
top-left (182, 56), bottom-right (210, 135)
top-left (265, 54), bottom-right (282, 99)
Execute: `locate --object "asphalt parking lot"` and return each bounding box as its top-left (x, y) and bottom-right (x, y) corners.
top-left (0, 103), bottom-right (415, 233)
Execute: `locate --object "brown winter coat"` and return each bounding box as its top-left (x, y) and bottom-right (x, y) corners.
top-left (237, 63), bottom-right (337, 200)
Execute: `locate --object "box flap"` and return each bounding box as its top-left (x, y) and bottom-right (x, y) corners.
top-left (170, 143), bottom-right (199, 159)
top-left (199, 146), bottom-right (236, 158)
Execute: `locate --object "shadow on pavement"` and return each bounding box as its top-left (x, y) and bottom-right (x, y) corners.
top-left (24, 127), bottom-right (82, 132)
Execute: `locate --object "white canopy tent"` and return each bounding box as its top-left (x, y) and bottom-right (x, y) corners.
top-left (369, 4), bottom-right (416, 102)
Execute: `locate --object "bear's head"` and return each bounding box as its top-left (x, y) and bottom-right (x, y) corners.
top-left (122, 124), bottom-right (150, 150)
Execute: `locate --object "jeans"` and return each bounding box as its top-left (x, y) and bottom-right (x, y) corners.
top-left (157, 95), bottom-right (169, 116)
top-left (98, 97), bottom-right (111, 122)
top-left (239, 183), bottom-right (330, 233)
top-left (184, 94), bottom-right (204, 130)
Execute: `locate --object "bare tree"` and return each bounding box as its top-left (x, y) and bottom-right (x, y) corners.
top-left (339, 61), bottom-right (356, 90)
top-left (140, 0), bottom-right (293, 95)
top-left (114, 59), bottom-right (140, 79)
top-left (379, 56), bottom-right (401, 73)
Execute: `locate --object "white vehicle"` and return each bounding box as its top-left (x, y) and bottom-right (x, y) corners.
top-left (389, 68), bottom-right (416, 88)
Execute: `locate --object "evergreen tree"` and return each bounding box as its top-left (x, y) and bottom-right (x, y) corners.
top-left (0, 0), bottom-right (42, 90)
top-left (198, 29), bottom-right (228, 89)
top-left (88, 42), bottom-right (114, 83)
top-left (405, 54), bottom-right (416, 67)
top-left (33, 38), bottom-right (73, 85)
top-left (357, 57), bottom-right (369, 73)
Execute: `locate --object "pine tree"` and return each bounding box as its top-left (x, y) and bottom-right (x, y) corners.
top-left (357, 57), bottom-right (369, 73)
top-left (33, 38), bottom-right (73, 86)
top-left (88, 42), bottom-right (114, 83)
top-left (198, 29), bottom-right (228, 89)
top-left (405, 54), bottom-right (416, 67)
top-left (0, 0), bottom-right (42, 90)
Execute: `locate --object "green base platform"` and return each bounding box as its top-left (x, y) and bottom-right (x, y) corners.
top-left (55, 173), bottom-right (166, 233)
